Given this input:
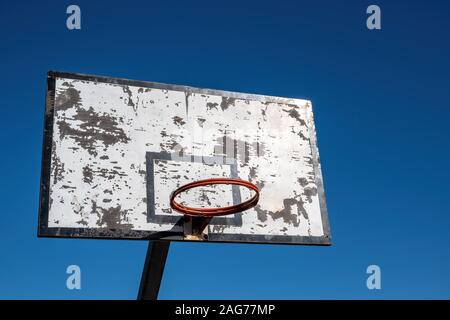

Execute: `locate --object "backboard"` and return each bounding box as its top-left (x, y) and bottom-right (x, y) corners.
top-left (38, 71), bottom-right (331, 245)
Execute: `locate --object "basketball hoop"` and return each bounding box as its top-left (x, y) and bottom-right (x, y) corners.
top-left (170, 178), bottom-right (260, 240)
top-left (170, 178), bottom-right (259, 217)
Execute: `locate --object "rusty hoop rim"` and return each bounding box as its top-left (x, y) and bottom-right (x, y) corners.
top-left (170, 178), bottom-right (260, 217)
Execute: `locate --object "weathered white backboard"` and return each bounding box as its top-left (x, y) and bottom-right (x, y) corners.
top-left (38, 71), bottom-right (331, 245)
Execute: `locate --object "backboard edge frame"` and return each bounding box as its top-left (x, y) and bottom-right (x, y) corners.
top-left (47, 70), bottom-right (310, 106)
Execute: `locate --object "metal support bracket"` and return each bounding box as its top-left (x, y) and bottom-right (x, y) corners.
top-left (183, 216), bottom-right (212, 241)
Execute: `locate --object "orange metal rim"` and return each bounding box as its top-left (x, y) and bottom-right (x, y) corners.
top-left (170, 178), bottom-right (260, 217)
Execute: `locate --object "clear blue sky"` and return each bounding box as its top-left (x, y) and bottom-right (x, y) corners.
top-left (1, 0), bottom-right (449, 299)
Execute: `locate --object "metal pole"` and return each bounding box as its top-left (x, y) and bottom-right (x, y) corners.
top-left (137, 241), bottom-right (170, 300)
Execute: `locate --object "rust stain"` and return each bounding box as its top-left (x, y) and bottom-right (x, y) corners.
top-left (283, 106), bottom-right (307, 126)
top-left (172, 116), bottom-right (186, 126)
top-left (206, 102), bottom-right (218, 110)
top-left (55, 84), bottom-right (82, 111)
top-left (76, 219), bottom-right (88, 226)
top-left (94, 204), bottom-right (132, 228)
top-left (197, 117), bottom-right (206, 128)
top-left (254, 197), bottom-right (308, 228)
top-left (57, 107), bottom-right (130, 156)
top-left (122, 86), bottom-right (135, 109)
top-left (82, 165), bottom-right (93, 184)
top-left (303, 187), bottom-right (318, 203)
top-left (298, 177), bottom-right (309, 187)
top-left (51, 142), bottom-right (65, 184)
